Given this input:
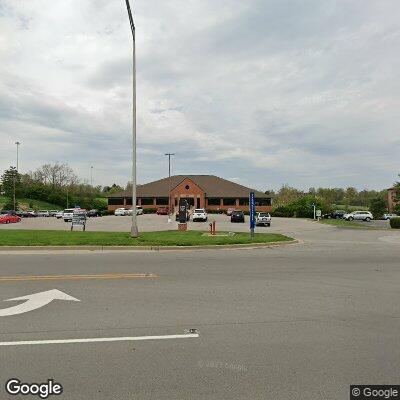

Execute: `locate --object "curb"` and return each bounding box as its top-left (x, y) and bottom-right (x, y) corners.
top-left (0, 239), bottom-right (299, 253)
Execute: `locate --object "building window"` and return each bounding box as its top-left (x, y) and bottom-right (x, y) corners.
top-left (222, 198), bottom-right (236, 206)
top-left (108, 198), bottom-right (123, 205)
top-left (207, 198), bottom-right (220, 206)
top-left (141, 198), bottom-right (154, 206)
top-left (255, 198), bottom-right (271, 206)
top-left (125, 198), bottom-right (140, 206)
top-left (239, 198), bottom-right (249, 206)
top-left (156, 197), bottom-right (169, 205)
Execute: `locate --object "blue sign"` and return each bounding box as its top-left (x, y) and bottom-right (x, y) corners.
top-left (249, 192), bottom-right (255, 232)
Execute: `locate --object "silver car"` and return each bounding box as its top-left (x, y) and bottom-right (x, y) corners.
top-left (344, 211), bottom-right (373, 221)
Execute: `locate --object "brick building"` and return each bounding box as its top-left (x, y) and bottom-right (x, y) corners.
top-left (388, 187), bottom-right (398, 212)
top-left (108, 175), bottom-right (273, 213)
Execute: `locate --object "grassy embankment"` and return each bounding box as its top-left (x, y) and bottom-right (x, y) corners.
top-left (0, 230), bottom-right (293, 247)
top-left (0, 195), bottom-right (60, 211)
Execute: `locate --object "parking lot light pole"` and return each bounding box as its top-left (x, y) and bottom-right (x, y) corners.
top-left (125, 0), bottom-right (138, 237)
top-left (165, 153), bottom-right (175, 223)
top-left (15, 141), bottom-right (21, 172)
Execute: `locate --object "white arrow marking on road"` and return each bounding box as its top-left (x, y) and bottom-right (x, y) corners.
top-left (0, 289), bottom-right (80, 317)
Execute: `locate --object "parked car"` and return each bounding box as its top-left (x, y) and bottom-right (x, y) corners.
top-left (192, 209), bottom-right (208, 222)
top-left (330, 210), bottom-right (347, 219)
top-left (344, 211), bottom-right (373, 221)
top-left (63, 208), bottom-right (79, 222)
top-left (136, 206), bottom-right (143, 215)
top-left (37, 210), bottom-right (50, 217)
top-left (175, 210), bottom-right (190, 222)
top-left (0, 210), bottom-right (17, 216)
top-left (25, 210), bottom-right (38, 218)
top-left (231, 210), bottom-right (245, 223)
top-left (55, 211), bottom-right (64, 219)
top-left (49, 210), bottom-right (59, 217)
top-left (87, 209), bottom-right (102, 217)
top-left (156, 207), bottom-right (169, 215)
top-left (255, 212), bottom-right (271, 226)
top-left (0, 214), bottom-right (21, 224)
top-left (383, 213), bottom-right (398, 220)
top-left (226, 208), bottom-right (235, 216)
top-left (114, 208), bottom-right (129, 216)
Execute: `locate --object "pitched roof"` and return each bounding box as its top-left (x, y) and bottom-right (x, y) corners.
top-left (108, 175), bottom-right (271, 198)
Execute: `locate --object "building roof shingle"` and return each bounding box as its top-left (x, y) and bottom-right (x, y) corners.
top-left (108, 175), bottom-right (271, 199)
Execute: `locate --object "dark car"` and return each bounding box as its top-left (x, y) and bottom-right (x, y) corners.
top-left (87, 209), bottom-right (102, 217)
top-left (330, 210), bottom-right (347, 219)
top-left (0, 210), bottom-right (17, 216)
top-left (231, 210), bottom-right (245, 223)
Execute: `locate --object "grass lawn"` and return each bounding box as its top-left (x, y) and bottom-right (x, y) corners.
top-left (0, 195), bottom-right (61, 211)
top-left (319, 219), bottom-right (371, 229)
top-left (0, 230), bottom-right (293, 247)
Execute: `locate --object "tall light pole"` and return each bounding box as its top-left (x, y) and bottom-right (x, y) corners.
top-left (15, 141), bottom-right (21, 172)
top-left (165, 153), bottom-right (175, 222)
top-left (90, 166), bottom-right (93, 187)
top-left (125, 0), bottom-right (138, 237)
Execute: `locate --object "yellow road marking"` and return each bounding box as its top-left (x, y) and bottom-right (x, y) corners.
top-left (0, 273), bottom-right (158, 282)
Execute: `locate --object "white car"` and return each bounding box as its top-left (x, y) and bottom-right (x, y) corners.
top-left (344, 211), bottom-right (373, 221)
top-left (63, 208), bottom-right (78, 222)
top-left (55, 211), bottom-right (64, 219)
top-left (37, 210), bottom-right (50, 217)
top-left (114, 208), bottom-right (129, 216)
top-left (255, 212), bottom-right (271, 226)
top-left (383, 213), bottom-right (398, 220)
top-left (126, 206), bottom-right (143, 216)
top-left (192, 209), bottom-right (208, 222)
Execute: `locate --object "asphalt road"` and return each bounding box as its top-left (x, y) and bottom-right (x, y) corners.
top-left (0, 223), bottom-right (399, 399)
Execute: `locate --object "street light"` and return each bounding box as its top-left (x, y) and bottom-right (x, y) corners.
top-left (15, 141), bottom-right (21, 172)
top-left (90, 166), bottom-right (94, 187)
top-left (165, 153), bottom-right (175, 223)
top-left (124, 0), bottom-right (138, 238)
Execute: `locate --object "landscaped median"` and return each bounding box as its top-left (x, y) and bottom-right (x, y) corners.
top-left (0, 230), bottom-right (294, 248)
top-left (318, 219), bottom-right (372, 229)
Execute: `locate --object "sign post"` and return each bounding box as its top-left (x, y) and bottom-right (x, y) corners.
top-left (178, 199), bottom-right (188, 231)
top-left (71, 211), bottom-right (87, 231)
top-left (249, 192), bottom-right (255, 238)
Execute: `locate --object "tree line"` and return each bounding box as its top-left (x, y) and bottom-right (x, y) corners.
top-left (0, 163), bottom-right (123, 211)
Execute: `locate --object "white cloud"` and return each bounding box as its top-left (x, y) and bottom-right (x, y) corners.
top-left (0, 0), bottom-right (399, 191)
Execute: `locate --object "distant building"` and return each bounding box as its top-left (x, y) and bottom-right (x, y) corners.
top-left (108, 175), bottom-right (272, 213)
top-left (388, 187), bottom-right (398, 212)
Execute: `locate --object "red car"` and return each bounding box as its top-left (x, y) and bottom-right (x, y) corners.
top-left (0, 214), bottom-right (22, 224)
top-left (156, 207), bottom-right (169, 215)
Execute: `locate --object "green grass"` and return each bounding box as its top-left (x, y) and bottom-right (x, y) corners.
top-left (0, 230), bottom-right (293, 247)
top-left (319, 219), bottom-right (371, 229)
top-left (0, 196), bottom-right (61, 211)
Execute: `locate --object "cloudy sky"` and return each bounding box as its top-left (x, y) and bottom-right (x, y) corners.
top-left (0, 0), bottom-right (399, 191)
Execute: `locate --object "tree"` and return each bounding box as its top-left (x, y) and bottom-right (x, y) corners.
top-left (1, 167), bottom-right (22, 200)
top-left (369, 197), bottom-right (387, 219)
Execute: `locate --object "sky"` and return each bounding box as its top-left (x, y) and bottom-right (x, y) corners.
top-left (0, 0), bottom-right (399, 192)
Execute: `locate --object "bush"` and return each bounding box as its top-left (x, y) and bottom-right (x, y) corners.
top-left (390, 217), bottom-right (400, 229)
top-left (143, 208), bottom-right (157, 214)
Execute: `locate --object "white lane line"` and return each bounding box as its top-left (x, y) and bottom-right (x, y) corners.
top-left (0, 333), bottom-right (199, 347)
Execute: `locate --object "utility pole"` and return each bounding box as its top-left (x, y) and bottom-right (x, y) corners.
top-left (165, 153), bottom-right (175, 222)
top-left (90, 166), bottom-right (93, 187)
top-left (125, 0), bottom-right (138, 237)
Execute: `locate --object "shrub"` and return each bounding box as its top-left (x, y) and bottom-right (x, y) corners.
top-left (390, 217), bottom-right (400, 229)
top-left (143, 208), bottom-right (157, 214)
